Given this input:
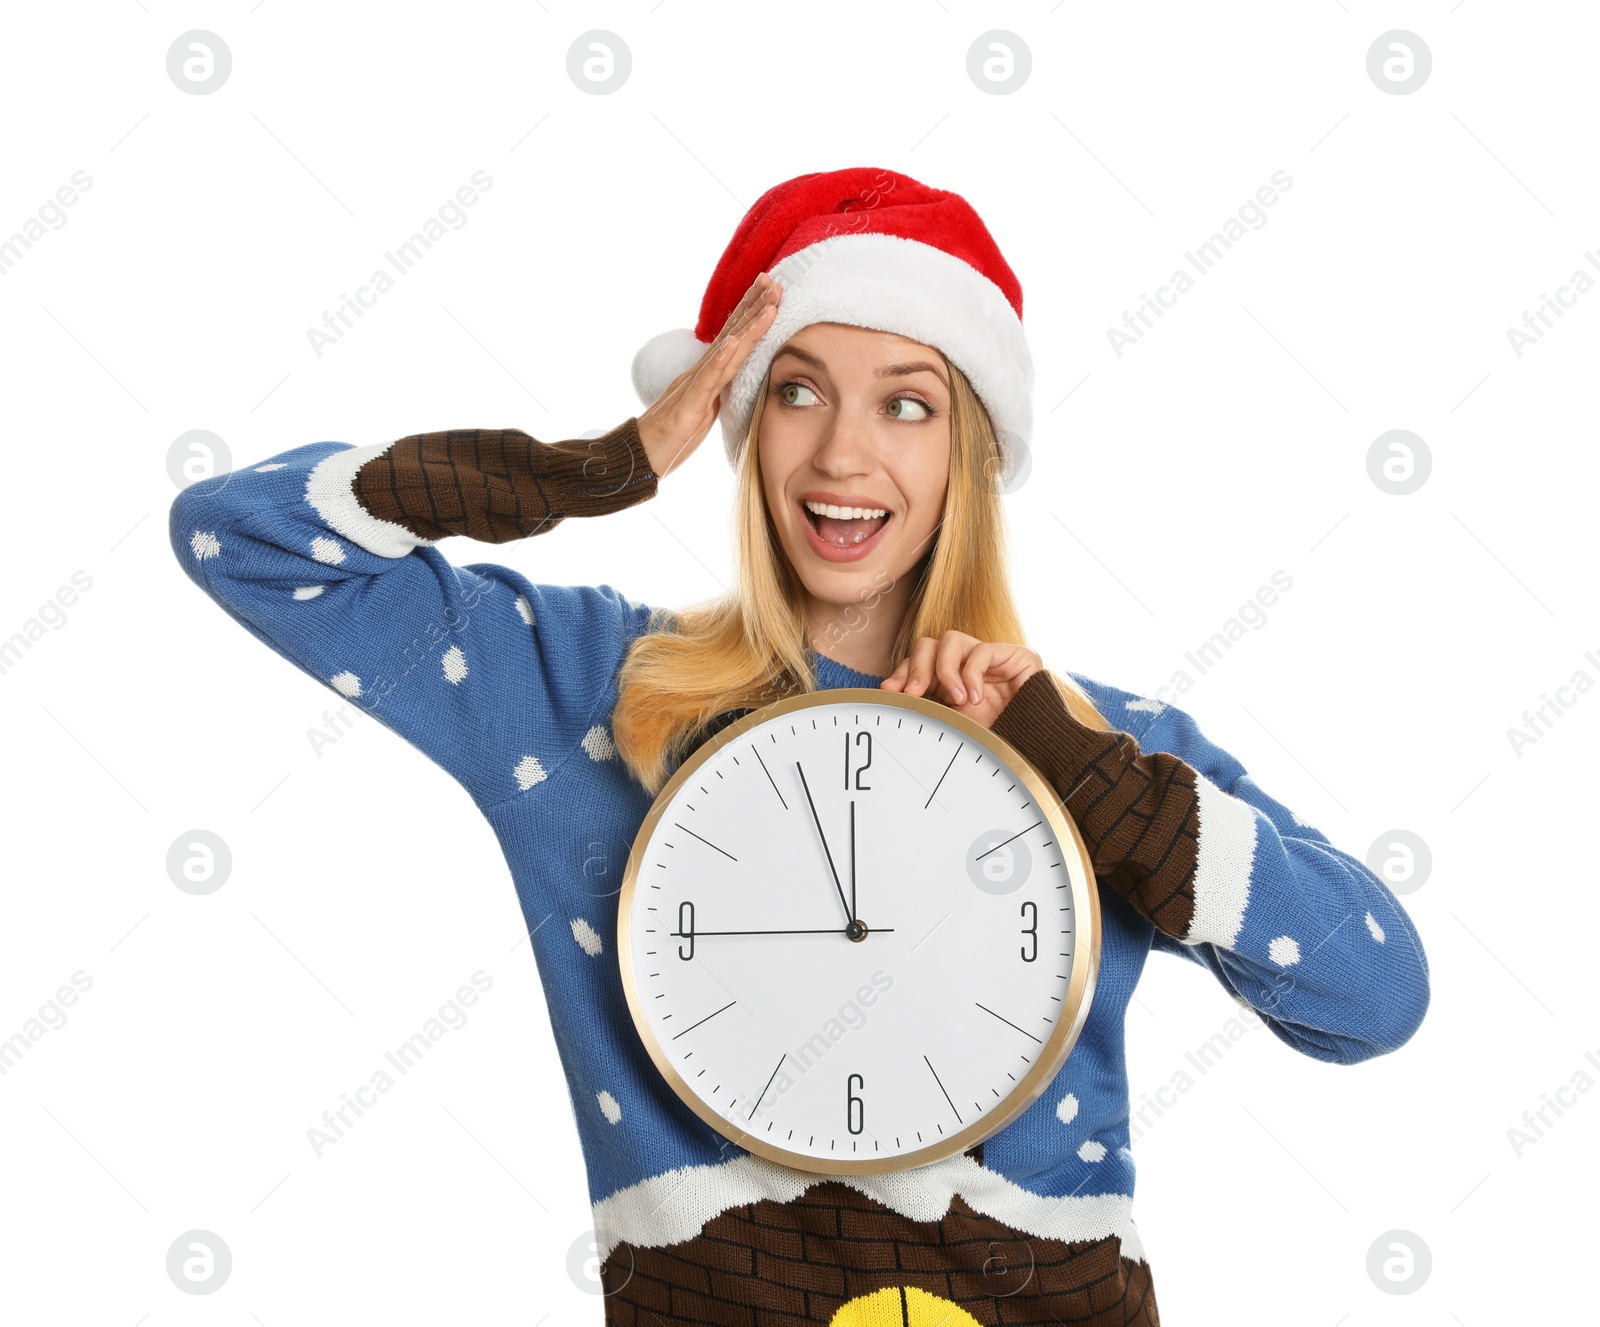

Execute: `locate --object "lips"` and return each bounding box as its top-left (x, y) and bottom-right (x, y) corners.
top-left (800, 501), bottom-right (892, 563)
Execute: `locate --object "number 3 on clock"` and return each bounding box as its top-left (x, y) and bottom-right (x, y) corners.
top-left (1020, 899), bottom-right (1038, 963)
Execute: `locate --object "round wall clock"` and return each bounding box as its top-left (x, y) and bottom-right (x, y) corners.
top-left (617, 685), bottom-right (1101, 1175)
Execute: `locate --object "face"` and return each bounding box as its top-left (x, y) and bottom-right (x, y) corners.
top-left (758, 322), bottom-right (953, 610)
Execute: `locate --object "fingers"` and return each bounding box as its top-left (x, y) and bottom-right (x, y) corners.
top-left (884, 633), bottom-right (1034, 710)
top-left (717, 278), bottom-right (781, 366)
top-left (891, 632), bottom-right (979, 704)
top-left (716, 271), bottom-right (775, 341)
top-left (638, 280), bottom-right (782, 478)
top-left (723, 289), bottom-right (780, 381)
top-left (898, 637), bottom-right (940, 698)
top-left (648, 274), bottom-right (780, 415)
top-left (1003, 648), bottom-right (1044, 690)
top-left (682, 277), bottom-right (780, 410)
top-left (934, 632), bottom-right (976, 704)
top-left (704, 273), bottom-right (779, 368)
top-left (962, 643), bottom-right (997, 706)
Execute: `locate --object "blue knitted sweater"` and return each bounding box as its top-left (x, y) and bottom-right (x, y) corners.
top-left (170, 418), bottom-right (1430, 1322)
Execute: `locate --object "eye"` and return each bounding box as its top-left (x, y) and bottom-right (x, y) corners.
top-left (886, 396), bottom-right (932, 422)
top-left (776, 381), bottom-right (819, 407)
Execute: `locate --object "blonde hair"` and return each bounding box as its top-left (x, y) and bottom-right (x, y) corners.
top-left (612, 352), bottom-right (1108, 795)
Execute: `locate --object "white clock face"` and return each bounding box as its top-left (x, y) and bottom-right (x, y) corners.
top-left (619, 688), bottom-right (1098, 1174)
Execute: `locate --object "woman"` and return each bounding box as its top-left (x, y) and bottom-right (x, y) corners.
top-left (171, 167), bottom-right (1429, 1325)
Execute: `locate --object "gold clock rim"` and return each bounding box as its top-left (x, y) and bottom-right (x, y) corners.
top-left (616, 684), bottom-right (1102, 1176)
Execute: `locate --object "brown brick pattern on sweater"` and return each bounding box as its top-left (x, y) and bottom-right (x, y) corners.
top-left (990, 671), bottom-right (1201, 944)
top-left (352, 416), bottom-right (658, 544)
top-left (599, 1182), bottom-right (1158, 1326)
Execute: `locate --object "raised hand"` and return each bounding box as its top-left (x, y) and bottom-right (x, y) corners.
top-left (635, 272), bottom-right (782, 480)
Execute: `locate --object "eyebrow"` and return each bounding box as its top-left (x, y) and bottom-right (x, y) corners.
top-left (773, 344), bottom-right (949, 389)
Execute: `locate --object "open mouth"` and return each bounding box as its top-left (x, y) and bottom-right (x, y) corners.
top-left (800, 499), bottom-right (892, 561)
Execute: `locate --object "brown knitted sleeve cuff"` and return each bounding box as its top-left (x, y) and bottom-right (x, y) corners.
top-left (990, 669), bottom-right (1204, 943)
top-left (351, 416), bottom-right (658, 545)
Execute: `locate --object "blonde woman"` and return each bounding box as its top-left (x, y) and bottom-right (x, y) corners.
top-left (171, 167), bottom-right (1429, 1325)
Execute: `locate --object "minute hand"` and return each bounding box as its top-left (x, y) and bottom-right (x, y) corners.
top-left (667, 926), bottom-right (895, 938)
top-left (795, 761), bottom-right (854, 925)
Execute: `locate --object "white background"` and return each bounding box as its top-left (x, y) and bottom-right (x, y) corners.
top-left (1, 2), bottom-right (1594, 1322)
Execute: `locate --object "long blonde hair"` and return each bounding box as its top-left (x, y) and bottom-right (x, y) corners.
top-left (613, 353), bottom-right (1108, 795)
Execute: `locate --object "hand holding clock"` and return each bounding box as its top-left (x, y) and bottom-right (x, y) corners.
top-left (879, 630), bottom-right (1044, 728)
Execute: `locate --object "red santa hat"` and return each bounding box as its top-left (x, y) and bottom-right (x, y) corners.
top-left (630, 166), bottom-right (1033, 484)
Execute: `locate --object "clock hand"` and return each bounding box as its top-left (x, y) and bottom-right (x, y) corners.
top-left (850, 799), bottom-right (856, 920)
top-left (795, 760), bottom-right (854, 926)
top-left (666, 926), bottom-right (896, 937)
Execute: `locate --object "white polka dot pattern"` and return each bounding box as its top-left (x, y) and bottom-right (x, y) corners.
top-left (582, 725), bottom-right (616, 761)
top-left (310, 536), bottom-right (346, 565)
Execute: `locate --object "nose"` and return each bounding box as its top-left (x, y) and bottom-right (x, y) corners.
top-left (811, 412), bottom-right (873, 478)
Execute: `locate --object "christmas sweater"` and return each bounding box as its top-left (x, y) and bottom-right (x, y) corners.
top-left (169, 418), bottom-right (1431, 1327)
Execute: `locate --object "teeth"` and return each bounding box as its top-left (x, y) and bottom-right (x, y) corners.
top-left (803, 499), bottom-right (888, 520)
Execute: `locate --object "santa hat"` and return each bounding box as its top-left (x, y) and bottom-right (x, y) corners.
top-left (630, 167), bottom-right (1033, 483)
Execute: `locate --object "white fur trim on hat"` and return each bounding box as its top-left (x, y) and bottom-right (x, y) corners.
top-left (631, 327), bottom-right (708, 411)
top-left (718, 232), bottom-right (1034, 474)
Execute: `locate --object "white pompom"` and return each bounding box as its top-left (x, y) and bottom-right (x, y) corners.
top-left (631, 327), bottom-right (708, 405)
